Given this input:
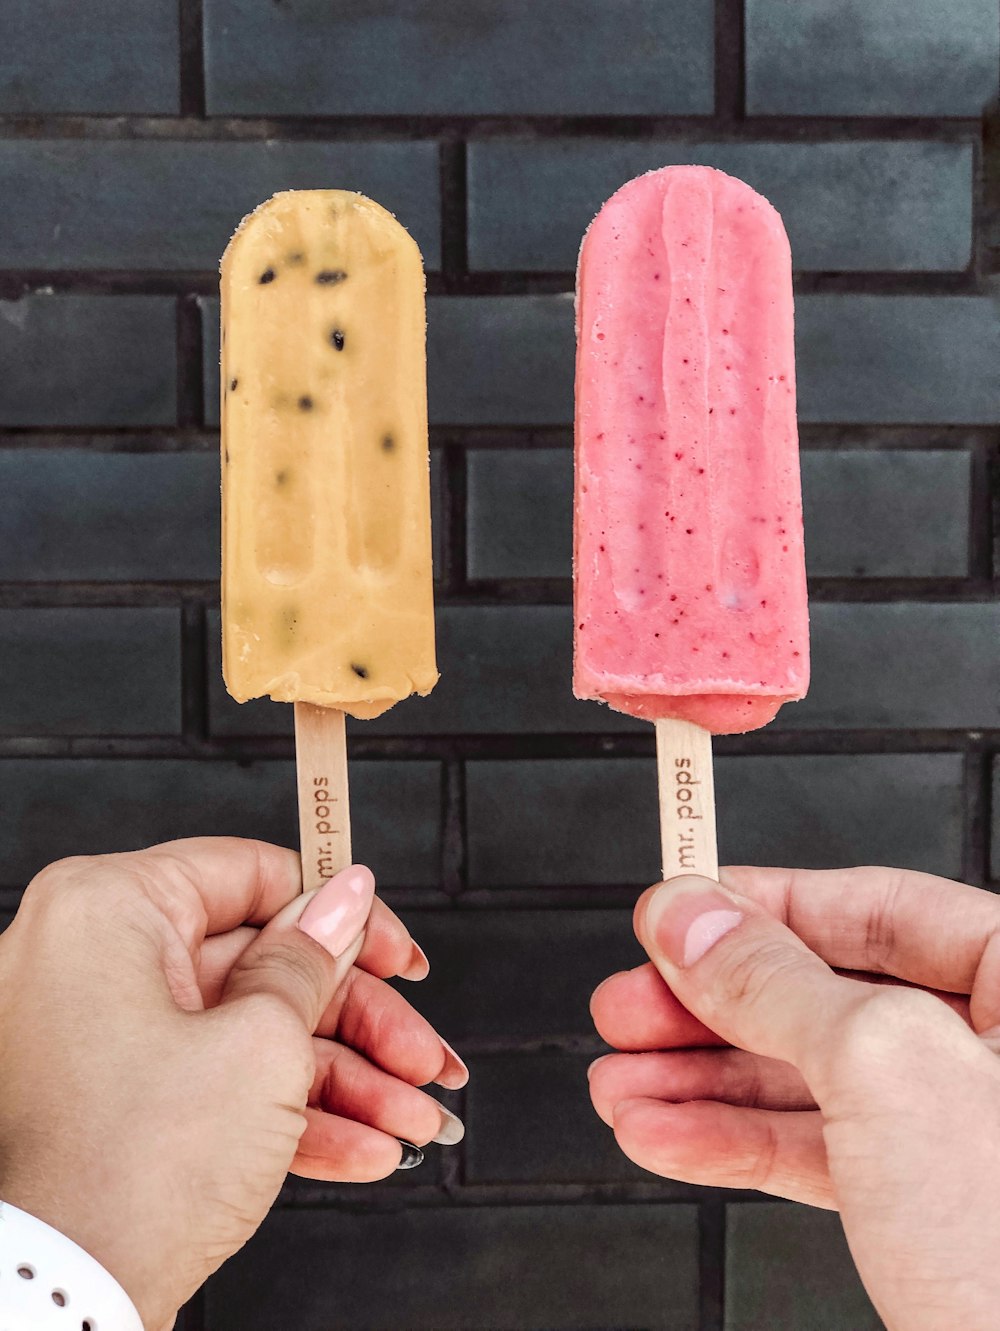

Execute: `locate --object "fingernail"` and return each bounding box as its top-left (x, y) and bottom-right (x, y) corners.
top-left (434, 1038), bottom-right (470, 1090)
top-left (399, 940), bottom-right (431, 982)
top-left (433, 1105), bottom-right (465, 1146)
top-left (644, 876), bottom-right (744, 969)
top-left (587, 1053), bottom-right (614, 1081)
top-left (396, 1140), bottom-right (424, 1171)
top-left (297, 864), bottom-right (375, 959)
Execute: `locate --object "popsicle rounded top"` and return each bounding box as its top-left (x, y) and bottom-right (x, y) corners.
top-left (220, 190), bottom-right (438, 718)
top-left (573, 165), bottom-right (809, 735)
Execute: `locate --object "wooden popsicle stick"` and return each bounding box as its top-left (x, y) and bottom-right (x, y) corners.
top-left (294, 702), bottom-right (352, 892)
top-left (654, 717), bottom-right (719, 882)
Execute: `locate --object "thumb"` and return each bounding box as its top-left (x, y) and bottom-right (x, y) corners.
top-left (634, 874), bottom-right (869, 1078)
top-left (220, 864), bottom-right (375, 1031)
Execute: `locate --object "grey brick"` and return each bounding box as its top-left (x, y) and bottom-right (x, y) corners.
top-left (205, 1203), bottom-right (699, 1330)
top-left (204, 0), bottom-right (714, 117)
top-left (469, 140), bottom-right (973, 272)
top-left (0, 0), bottom-right (178, 113)
top-left (466, 754), bottom-right (964, 887)
top-left (410, 910), bottom-right (642, 1042)
top-left (427, 296), bottom-right (575, 426)
top-left (746, 0), bottom-right (999, 117)
top-left (0, 141), bottom-right (440, 272)
top-left (467, 448), bottom-right (971, 580)
top-left (0, 296), bottom-right (176, 427)
top-left (787, 603), bottom-right (1000, 731)
top-left (726, 1204), bottom-right (882, 1330)
top-left (466, 1053), bottom-right (654, 1184)
top-left (340, 296), bottom-right (998, 429)
top-left (0, 760), bottom-right (441, 888)
top-left (467, 449), bottom-right (571, 579)
top-left (802, 451), bottom-right (970, 577)
top-left (0, 451), bottom-right (219, 582)
top-left (796, 297), bottom-right (1000, 425)
top-left (0, 610), bottom-right (180, 737)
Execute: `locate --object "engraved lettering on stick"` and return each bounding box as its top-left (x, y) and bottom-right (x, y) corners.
top-left (313, 775), bottom-right (342, 880)
top-left (674, 757), bottom-right (702, 871)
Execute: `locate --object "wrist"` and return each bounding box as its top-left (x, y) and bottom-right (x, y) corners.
top-left (0, 1170), bottom-right (158, 1328)
top-left (0, 1199), bottom-right (145, 1330)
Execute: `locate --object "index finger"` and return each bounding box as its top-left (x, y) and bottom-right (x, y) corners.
top-left (719, 866), bottom-right (1000, 996)
top-left (125, 837), bottom-right (302, 943)
top-left (131, 839), bottom-right (422, 978)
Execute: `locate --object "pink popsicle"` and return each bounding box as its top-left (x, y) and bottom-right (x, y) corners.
top-left (573, 165), bottom-right (809, 735)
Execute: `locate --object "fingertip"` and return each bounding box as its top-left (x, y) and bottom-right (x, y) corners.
top-left (433, 1038), bottom-right (469, 1090)
top-left (399, 940), bottom-right (430, 982)
top-left (396, 1140), bottom-right (424, 1170)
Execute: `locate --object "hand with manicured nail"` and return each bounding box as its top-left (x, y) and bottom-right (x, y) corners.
top-left (590, 868), bottom-right (1000, 1331)
top-left (0, 838), bottom-right (468, 1331)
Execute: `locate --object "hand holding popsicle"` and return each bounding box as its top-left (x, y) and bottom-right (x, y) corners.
top-left (573, 166), bottom-right (809, 877)
top-left (591, 867), bottom-right (1000, 1331)
top-left (0, 840), bottom-right (466, 1331)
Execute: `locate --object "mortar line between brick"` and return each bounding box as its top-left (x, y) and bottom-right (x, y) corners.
top-left (176, 294), bottom-right (206, 429)
top-left (0, 115), bottom-right (978, 143)
top-left (0, 269), bottom-right (988, 298)
top-left (442, 441), bottom-right (469, 596)
top-left (178, 0), bottom-right (206, 119)
top-left (962, 749), bottom-right (992, 886)
top-left (714, 0), bottom-right (745, 126)
top-left (0, 731), bottom-right (993, 764)
top-left (441, 758), bottom-right (468, 898)
top-left (180, 601), bottom-right (209, 745)
top-left (439, 140), bottom-right (469, 285)
top-left (699, 1198), bottom-right (726, 1331)
top-left (1, 425), bottom-right (995, 452)
top-left (0, 577), bottom-right (997, 608)
top-left (967, 436), bottom-right (994, 581)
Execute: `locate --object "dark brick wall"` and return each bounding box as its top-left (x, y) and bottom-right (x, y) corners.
top-left (1, 2), bottom-right (997, 1328)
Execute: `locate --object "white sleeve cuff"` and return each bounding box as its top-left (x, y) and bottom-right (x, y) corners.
top-left (0, 1201), bottom-right (144, 1330)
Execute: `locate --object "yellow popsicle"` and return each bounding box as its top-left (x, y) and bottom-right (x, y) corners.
top-left (221, 190), bottom-right (438, 719)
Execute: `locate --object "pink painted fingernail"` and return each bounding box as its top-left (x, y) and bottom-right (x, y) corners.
top-left (297, 864), bottom-right (375, 959)
top-left (399, 940), bottom-right (431, 982)
top-left (434, 1038), bottom-right (470, 1090)
top-left (644, 876), bottom-right (744, 969)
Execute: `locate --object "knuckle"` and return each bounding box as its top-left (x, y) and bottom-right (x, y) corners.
top-left (22, 855), bottom-right (93, 908)
top-left (831, 986), bottom-right (944, 1074)
top-left (714, 938), bottom-right (814, 1016)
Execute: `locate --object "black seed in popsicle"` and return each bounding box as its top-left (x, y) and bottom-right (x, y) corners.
top-left (275, 469), bottom-right (289, 487)
top-left (298, 395), bottom-right (314, 411)
top-left (351, 663), bottom-right (369, 679)
top-left (316, 269), bottom-right (347, 285)
top-left (381, 434), bottom-right (395, 452)
top-left (229, 377), bottom-right (238, 391)
top-left (259, 267), bottom-right (277, 284)
top-left (330, 329), bottom-right (346, 351)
